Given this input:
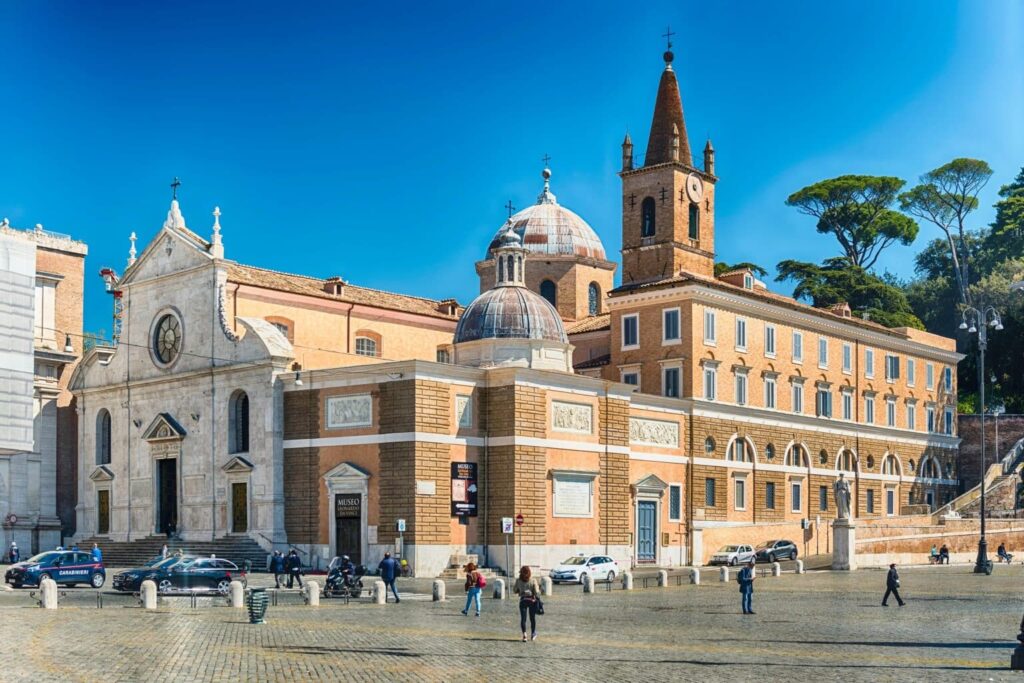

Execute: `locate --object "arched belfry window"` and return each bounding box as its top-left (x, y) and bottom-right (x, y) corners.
top-left (641, 197), bottom-right (656, 238)
top-left (229, 390), bottom-right (250, 454)
top-left (507, 255), bottom-right (515, 282)
top-left (96, 409), bottom-right (111, 465)
top-left (588, 282), bottom-right (600, 316)
top-left (540, 280), bottom-right (557, 307)
top-left (688, 202), bottom-right (700, 240)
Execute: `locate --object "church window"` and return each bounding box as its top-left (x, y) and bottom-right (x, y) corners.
top-left (688, 202), bottom-right (699, 240)
top-left (152, 313), bottom-right (182, 366)
top-left (540, 280), bottom-right (557, 307)
top-left (229, 391), bottom-right (250, 454)
top-left (507, 255), bottom-right (515, 282)
top-left (96, 409), bottom-right (111, 465)
top-left (498, 258), bottom-right (505, 282)
top-left (588, 283), bottom-right (600, 316)
top-left (641, 197), bottom-right (656, 238)
top-left (355, 337), bottom-right (378, 357)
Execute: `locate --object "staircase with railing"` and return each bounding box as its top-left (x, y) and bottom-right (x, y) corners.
top-left (933, 437), bottom-right (1024, 522)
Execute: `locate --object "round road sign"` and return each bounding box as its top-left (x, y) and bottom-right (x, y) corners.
top-left (515, 513), bottom-right (524, 526)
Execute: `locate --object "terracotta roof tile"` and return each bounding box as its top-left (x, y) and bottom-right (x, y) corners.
top-left (574, 353), bottom-right (610, 370)
top-left (566, 313), bottom-right (611, 335)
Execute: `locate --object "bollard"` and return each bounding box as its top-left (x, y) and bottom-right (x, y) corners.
top-left (305, 581), bottom-right (320, 607)
top-left (583, 574), bottom-right (595, 593)
top-left (622, 571), bottom-right (633, 590)
top-left (796, 560), bottom-right (805, 574)
top-left (492, 578), bottom-right (506, 600)
top-left (771, 562), bottom-right (781, 577)
top-left (657, 570), bottom-right (668, 587)
top-left (432, 579), bottom-right (445, 602)
top-left (40, 577), bottom-right (58, 609)
top-left (230, 580), bottom-right (245, 608)
top-left (690, 568), bottom-right (700, 585)
top-left (719, 566), bottom-right (730, 582)
top-left (371, 580), bottom-right (386, 604)
top-left (540, 576), bottom-right (553, 596)
top-left (141, 580), bottom-right (158, 610)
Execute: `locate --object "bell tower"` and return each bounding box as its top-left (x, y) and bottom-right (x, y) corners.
top-left (620, 44), bottom-right (717, 284)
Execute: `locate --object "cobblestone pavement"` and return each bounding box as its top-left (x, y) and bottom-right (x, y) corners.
top-left (1, 564), bottom-right (1022, 682)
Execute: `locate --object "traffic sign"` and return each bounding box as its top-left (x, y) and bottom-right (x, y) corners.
top-left (515, 513), bottom-right (524, 527)
top-left (501, 517), bottom-right (514, 534)
top-left (396, 518), bottom-right (406, 533)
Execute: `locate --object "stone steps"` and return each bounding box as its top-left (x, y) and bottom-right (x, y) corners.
top-left (437, 553), bottom-right (505, 579)
top-left (78, 535), bottom-right (271, 570)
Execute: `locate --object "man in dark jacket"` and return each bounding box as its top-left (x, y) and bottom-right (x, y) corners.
top-left (378, 551), bottom-right (400, 603)
top-left (286, 549), bottom-right (303, 589)
top-left (738, 559), bottom-right (756, 614)
top-left (271, 551), bottom-right (286, 588)
top-left (882, 563), bottom-right (905, 607)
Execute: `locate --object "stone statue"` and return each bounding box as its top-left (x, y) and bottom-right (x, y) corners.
top-left (834, 472), bottom-right (852, 520)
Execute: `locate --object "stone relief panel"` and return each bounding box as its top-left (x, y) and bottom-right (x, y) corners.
top-left (326, 394), bottom-right (372, 429)
top-left (551, 401), bottom-right (593, 435)
top-left (629, 417), bottom-right (680, 448)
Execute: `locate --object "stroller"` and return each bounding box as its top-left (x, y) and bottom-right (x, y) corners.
top-left (324, 556), bottom-right (365, 599)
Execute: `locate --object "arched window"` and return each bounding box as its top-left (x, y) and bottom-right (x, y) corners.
top-left (96, 409), bottom-right (111, 465)
top-left (838, 449), bottom-right (857, 472)
top-left (507, 255), bottom-right (515, 281)
top-left (881, 454), bottom-right (900, 475)
top-left (786, 444), bottom-right (808, 468)
top-left (641, 197), bottom-right (656, 238)
top-left (704, 436), bottom-right (716, 454)
top-left (498, 258), bottom-right (505, 282)
top-left (355, 337), bottom-right (378, 357)
top-left (229, 391), bottom-right (250, 454)
top-left (818, 449), bottom-right (829, 465)
top-left (588, 283), bottom-right (600, 316)
top-left (921, 457), bottom-right (939, 479)
top-left (727, 437), bottom-right (753, 462)
top-left (688, 202), bottom-right (699, 240)
top-left (540, 280), bottom-right (557, 307)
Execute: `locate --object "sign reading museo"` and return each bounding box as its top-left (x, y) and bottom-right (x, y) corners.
top-left (451, 462), bottom-right (478, 517)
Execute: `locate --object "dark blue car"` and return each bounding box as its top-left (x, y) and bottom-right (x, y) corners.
top-left (4, 550), bottom-right (106, 589)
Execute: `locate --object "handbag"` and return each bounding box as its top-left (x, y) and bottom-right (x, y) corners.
top-left (536, 598), bottom-right (545, 615)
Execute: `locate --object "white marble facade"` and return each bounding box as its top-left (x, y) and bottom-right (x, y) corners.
top-left (71, 202), bottom-right (294, 548)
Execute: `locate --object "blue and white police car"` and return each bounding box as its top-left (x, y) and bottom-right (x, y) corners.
top-left (5, 550), bottom-right (106, 589)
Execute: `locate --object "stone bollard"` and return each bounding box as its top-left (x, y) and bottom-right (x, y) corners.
top-left (40, 577), bottom-right (58, 609)
top-left (719, 566), bottom-right (730, 582)
top-left (657, 570), bottom-right (668, 587)
top-left (583, 574), bottom-right (595, 593)
top-left (371, 580), bottom-right (386, 604)
top-left (230, 580), bottom-right (245, 608)
top-left (141, 580), bottom-right (158, 610)
top-left (771, 562), bottom-right (781, 577)
top-left (690, 568), bottom-right (700, 585)
top-left (796, 560), bottom-right (805, 574)
top-left (432, 579), bottom-right (445, 602)
top-left (305, 581), bottom-right (320, 607)
top-left (492, 578), bottom-right (505, 600)
top-left (622, 571), bottom-right (633, 590)
top-left (540, 576), bottom-right (553, 596)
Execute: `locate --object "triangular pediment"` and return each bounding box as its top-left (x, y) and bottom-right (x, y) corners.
top-left (89, 465), bottom-right (115, 482)
top-left (142, 413), bottom-right (187, 441)
top-left (221, 455), bottom-right (254, 473)
top-left (324, 461), bottom-right (370, 482)
top-left (633, 474), bottom-right (669, 495)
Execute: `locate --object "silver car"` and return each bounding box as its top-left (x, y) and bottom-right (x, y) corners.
top-left (709, 544), bottom-right (756, 566)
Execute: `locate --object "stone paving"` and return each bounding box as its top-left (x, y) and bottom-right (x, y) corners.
top-left (1, 564), bottom-right (1023, 682)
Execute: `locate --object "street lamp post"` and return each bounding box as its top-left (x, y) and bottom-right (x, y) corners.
top-left (959, 304), bottom-right (1003, 575)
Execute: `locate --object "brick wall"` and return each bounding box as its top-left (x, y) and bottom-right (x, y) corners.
top-left (283, 447), bottom-right (320, 544)
top-left (599, 397), bottom-right (630, 545)
top-left (958, 415), bottom-right (1024, 490)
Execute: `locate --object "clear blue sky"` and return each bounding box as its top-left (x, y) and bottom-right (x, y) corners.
top-left (2, 1), bottom-right (1021, 336)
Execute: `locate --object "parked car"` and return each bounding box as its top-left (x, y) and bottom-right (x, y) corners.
top-left (112, 555), bottom-right (195, 592)
top-left (709, 545), bottom-right (756, 566)
top-left (549, 555), bottom-right (618, 584)
top-left (755, 539), bottom-right (798, 563)
top-left (148, 557), bottom-right (246, 595)
top-left (5, 550), bottom-right (106, 589)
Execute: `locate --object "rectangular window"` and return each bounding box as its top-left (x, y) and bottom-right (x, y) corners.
top-left (435, 349), bottom-right (450, 363)
top-left (791, 482), bottom-right (802, 513)
top-left (819, 485), bottom-right (828, 512)
top-left (926, 363), bottom-right (935, 390)
top-left (867, 489), bottom-right (875, 514)
top-left (865, 395), bottom-right (875, 424)
top-left (669, 484), bottom-right (682, 521)
top-left (792, 383), bottom-right (804, 414)
top-left (705, 478), bottom-right (716, 507)
top-left (735, 317), bottom-right (747, 350)
top-left (842, 391), bottom-right (853, 421)
top-left (792, 331), bottom-right (803, 362)
top-left (818, 337), bottom-right (828, 368)
top-left (735, 478), bottom-right (746, 510)
top-left (816, 388), bottom-right (832, 418)
top-left (622, 372), bottom-right (639, 386)
top-left (944, 367), bottom-right (953, 393)
top-left (842, 343), bottom-right (852, 373)
top-left (622, 314), bottom-right (639, 349)
top-left (886, 489), bottom-right (895, 516)
top-left (926, 405), bottom-right (935, 432)
top-left (703, 309), bottom-right (716, 344)
top-left (885, 354), bottom-right (900, 382)
top-left (907, 359), bottom-right (916, 387)
top-left (944, 408), bottom-right (954, 436)
top-left (703, 366), bottom-right (717, 401)
top-left (887, 398), bottom-right (896, 427)
top-left (765, 324), bottom-right (776, 357)
top-left (764, 376), bottom-right (777, 409)
top-left (662, 308), bottom-right (680, 343)
top-left (863, 348), bottom-right (874, 379)
top-left (663, 367), bottom-right (680, 398)
top-left (735, 372), bottom-right (748, 406)
top-left (907, 403), bottom-right (917, 430)
top-left (765, 482), bottom-right (776, 510)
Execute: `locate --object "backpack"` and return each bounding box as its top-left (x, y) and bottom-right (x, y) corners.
top-left (476, 572), bottom-right (487, 589)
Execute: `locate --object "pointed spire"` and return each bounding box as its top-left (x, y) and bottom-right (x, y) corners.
top-left (622, 133), bottom-right (634, 171)
top-left (704, 138), bottom-right (715, 175)
top-left (644, 45), bottom-right (692, 167)
top-left (127, 232), bottom-right (137, 267)
top-left (210, 206), bottom-right (224, 259)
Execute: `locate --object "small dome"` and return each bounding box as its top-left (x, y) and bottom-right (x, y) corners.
top-left (454, 286), bottom-right (567, 344)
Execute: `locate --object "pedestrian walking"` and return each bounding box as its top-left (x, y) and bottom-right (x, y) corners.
top-left (377, 551), bottom-right (400, 603)
top-left (513, 565), bottom-right (543, 641)
top-left (9, 542), bottom-right (19, 564)
top-left (738, 559), bottom-right (756, 614)
top-left (91, 543), bottom-right (102, 564)
top-left (461, 562), bottom-right (485, 616)
top-left (882, 563), bottom-right (905, 607)
top-left (271, 551), bottom-right (286, 589)
top-left (286, 549), bottom-right (303, 589)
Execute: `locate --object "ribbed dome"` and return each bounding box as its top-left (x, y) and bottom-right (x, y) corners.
top-left (454, 286), bottom-right (567, 344)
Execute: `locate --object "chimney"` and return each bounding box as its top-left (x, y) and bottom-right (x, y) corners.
top-left (324, 276), bottom-right (346, 296)
top-left (438, 298), bottom-right (460, 316)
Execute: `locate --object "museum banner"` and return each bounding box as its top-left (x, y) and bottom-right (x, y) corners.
top-left (451, 462), bottom-right (478, 517)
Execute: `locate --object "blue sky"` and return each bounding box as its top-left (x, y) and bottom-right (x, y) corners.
top-left (2, 1), bottom-right (1022, 336)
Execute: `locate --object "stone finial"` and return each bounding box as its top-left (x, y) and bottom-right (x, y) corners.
top-left (127, 232), bottom-right (137, 266)
top-left (537, 165), bottom-right (557, 205)
top-left (210, 206), bottom-right (224, 259)
top-left (163, 200), bottom-right (186, 231)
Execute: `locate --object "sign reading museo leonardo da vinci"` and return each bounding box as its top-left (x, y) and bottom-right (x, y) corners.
top-left (450, 462), bottom-right (478, 517)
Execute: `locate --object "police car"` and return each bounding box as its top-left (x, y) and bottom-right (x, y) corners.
top-left (5, 550), bottom-right (106, 589)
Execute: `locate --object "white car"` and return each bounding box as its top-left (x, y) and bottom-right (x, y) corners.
top-left (709, 545), bottom-right (756, 566)
top-left (549, 555), bottom-right (618, 584)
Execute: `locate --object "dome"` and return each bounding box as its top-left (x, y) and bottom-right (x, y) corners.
top-left (454, 286), bottom-right (567, 344)
top-left (485, 169), bottom-right (606, 261)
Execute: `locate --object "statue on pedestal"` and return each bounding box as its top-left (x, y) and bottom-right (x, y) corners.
top-left (834, 472), bottom-right (852, 521)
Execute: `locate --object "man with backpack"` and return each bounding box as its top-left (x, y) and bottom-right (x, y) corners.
top-left (461, 562), bottom-right (485, 616)
top-left (738, 559), bottom-right (756, 614)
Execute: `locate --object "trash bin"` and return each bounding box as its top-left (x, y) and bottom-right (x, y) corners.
top-left (247, 587), bottom-right (269, 624)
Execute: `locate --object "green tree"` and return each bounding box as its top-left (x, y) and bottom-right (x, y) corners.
top-left (82, 330), bottom-right (108, 352)
top-left (899, 158), bottom-right (993, 305)
top-left (785, 175), bottom-right (918, 269)
top-left (983, 167), bottom-right (1024, 268)
top-left (714, 261), bottom-right (768, 278)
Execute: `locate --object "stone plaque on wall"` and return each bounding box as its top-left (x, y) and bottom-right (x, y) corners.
top-left (455, 395), bottom-right (472, 428)
top-left (551, 401), bottom-right (593, 434)
top-left (629, 417), bottom-right (680, 448)
top-left (326, 394), bottom-right (372, 429)
top-left (553, 475), bottom-right (593, 517)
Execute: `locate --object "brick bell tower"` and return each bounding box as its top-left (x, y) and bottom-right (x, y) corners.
top-left (620, 42), bottom-right (717, 284)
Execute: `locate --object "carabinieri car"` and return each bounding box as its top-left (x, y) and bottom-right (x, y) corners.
top-left (5, 550), bottom-right (106, 588)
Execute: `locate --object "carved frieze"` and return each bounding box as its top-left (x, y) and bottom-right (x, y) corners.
top-left (629, 417), bottom-right (680, 448)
